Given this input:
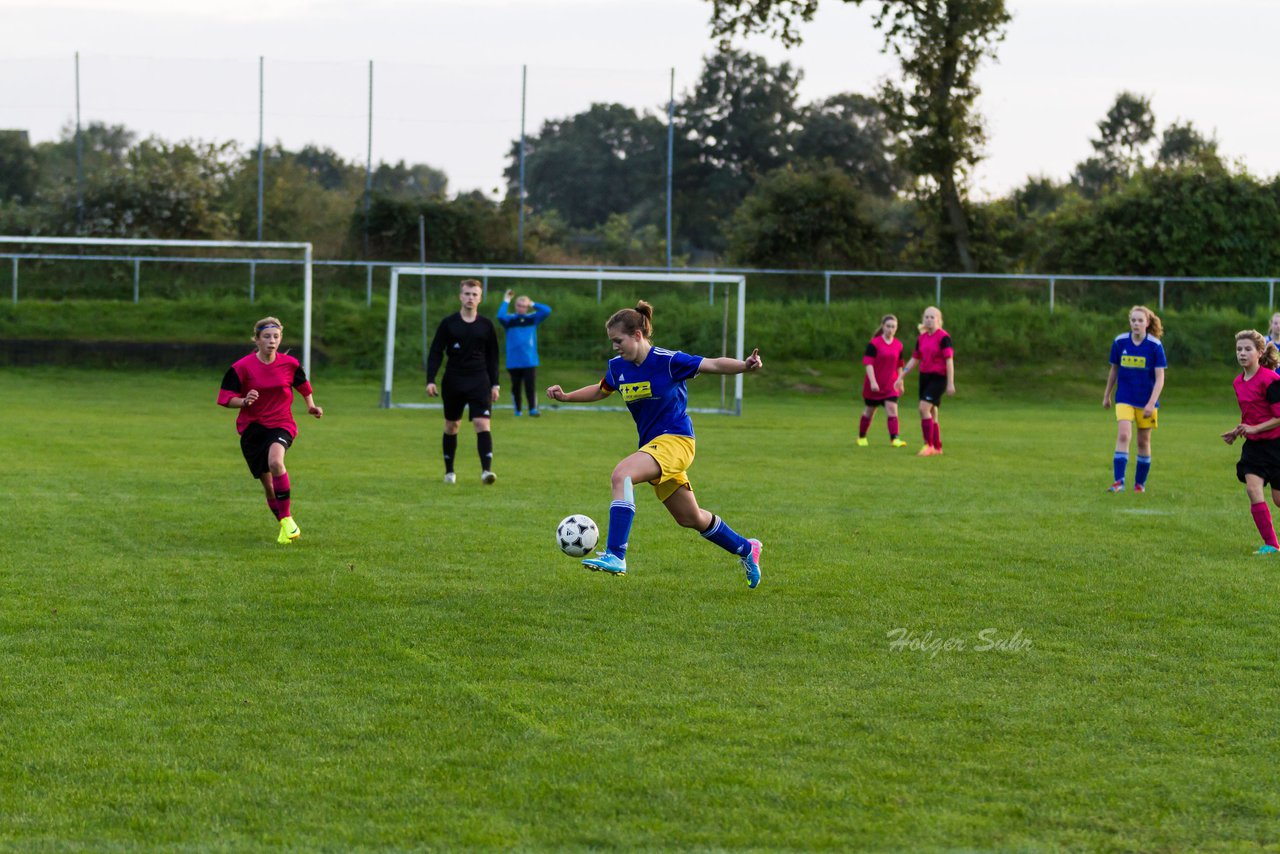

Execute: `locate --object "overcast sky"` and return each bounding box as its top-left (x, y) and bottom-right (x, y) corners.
top-left (2, 0), bottom-right (1276, 200)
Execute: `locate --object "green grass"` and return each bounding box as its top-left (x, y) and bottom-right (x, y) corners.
top-left (0, 366), bottom-right (1277, 851)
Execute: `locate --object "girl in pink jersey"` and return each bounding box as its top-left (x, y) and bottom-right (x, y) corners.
top-left (857, 314), bottom-right (908, 447)
top-left (217, 316), bottom-right (324, 545)
top-left (1223, 329), bottom-right (1280, 555)
top-left (896, 306), bottom-right (954, 456)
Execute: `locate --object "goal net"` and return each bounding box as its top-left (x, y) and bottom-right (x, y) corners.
top-left (381, 266), bottom-right (748, 414)
top-left (0, 236), bottom-right (315, 375)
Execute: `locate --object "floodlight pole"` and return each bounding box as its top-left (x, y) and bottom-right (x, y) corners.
top-left (518, 65), bottom-right (527, 260)
top-left (666, 67), bottom-right (675, 269)
top-left (74, 52), bottom-right (83, 234)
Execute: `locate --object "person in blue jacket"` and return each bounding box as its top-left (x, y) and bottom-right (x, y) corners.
top-left (497, 289), bottom-right (552, 417)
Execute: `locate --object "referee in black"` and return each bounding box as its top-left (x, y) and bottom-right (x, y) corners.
top-left (426, 279), bottom-right (501, 484)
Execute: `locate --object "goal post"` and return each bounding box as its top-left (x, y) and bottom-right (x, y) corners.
top-left (381, 265), bottom-right (748, 414)
top-left (0, 236), bottom-right (315, 375)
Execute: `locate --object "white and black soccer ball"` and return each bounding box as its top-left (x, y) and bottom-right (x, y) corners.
top-left (556, 514), bottom-right (599, 557)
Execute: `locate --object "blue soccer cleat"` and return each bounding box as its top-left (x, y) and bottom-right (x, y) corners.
top-left (740, 538), bottom-right (762, 589)
top-left (1254, 544), bottom-right (1280, 556)
top-left (582, 552), bottom-right (627, 575)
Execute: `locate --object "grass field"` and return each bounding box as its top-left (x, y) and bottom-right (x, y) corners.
top-left (1, 366), bottom-right (1277, 852)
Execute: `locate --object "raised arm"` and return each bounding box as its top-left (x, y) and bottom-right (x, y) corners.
top-left (697, 348), bottom-right (762, 375)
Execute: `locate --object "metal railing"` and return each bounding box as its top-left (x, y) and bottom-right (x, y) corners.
top-left (3, 251), bottom-right (1277, 313)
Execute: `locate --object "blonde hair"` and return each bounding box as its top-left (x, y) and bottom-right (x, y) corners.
top-left (607, 300), bottom-right (654, 339)
top-left (459, 278), bottom-right (483, 292)
top-left (1130, 305), bottom-right (1163, 339)
top-left (252, 316), bottom-right (283, 342)
top-left (875, 314), bottom-right (897, 337)
top-left (918, 306), bottom-right (943, 335)
top-left (1237, 329), bottom-right (1280, 370)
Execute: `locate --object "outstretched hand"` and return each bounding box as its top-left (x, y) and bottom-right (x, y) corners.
top-left (546, 385), bottom-right (566, 402)
top-left (744, 348), bottom-right (763, 371)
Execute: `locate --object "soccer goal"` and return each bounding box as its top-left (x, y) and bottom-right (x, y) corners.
top-left (0, 236), bottom-right (315, 375)
top-left (380, 265), bottom-right (748, 414)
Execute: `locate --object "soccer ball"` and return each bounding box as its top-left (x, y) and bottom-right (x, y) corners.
top-left (556, 514), bottom-right (599, 557)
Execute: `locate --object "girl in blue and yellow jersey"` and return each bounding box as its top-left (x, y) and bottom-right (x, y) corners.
top-left (1102, 305), bottom-right (1167, 493)
top-left (545, 300), bottom-right (764, 588)
top-left (1222, 329), bottom-right (1280, 555)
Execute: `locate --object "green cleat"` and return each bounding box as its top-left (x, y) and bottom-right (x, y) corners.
top-left (279, 516), bottom-right (300, 544)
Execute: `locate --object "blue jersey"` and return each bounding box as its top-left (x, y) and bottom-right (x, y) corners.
top-left (601, 346), bottom-right (704, 447)
top-left (497, 301), bottom-right (551, 369)
top-left (1109, 333), bottom-right (1167, 408)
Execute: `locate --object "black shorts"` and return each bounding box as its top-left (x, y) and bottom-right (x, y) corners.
top-left (1237, 438), bottom-right (1280, 486)
top-left (442, 379), bottom-right (493, 421)
top-left (240, 423), bottom-right (293, 478)
top-left (919, 373), bottom-right (947, 405)
top-left (863, 396), bottom-right (899, 408)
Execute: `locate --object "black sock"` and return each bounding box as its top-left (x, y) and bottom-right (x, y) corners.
top-left (443, 432), bottom-right (457, 473)
top-left (477, 430), bottom-right (493, 471)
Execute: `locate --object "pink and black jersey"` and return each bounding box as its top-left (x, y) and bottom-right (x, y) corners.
top-left (913, 328), bottom-right (953, 376)
top-left (862, 335), bottom-right (903, 400)
top-left (218, 352), bottom-right (313, 436)
top-left (1234, 369), bottom-right (1280, 442)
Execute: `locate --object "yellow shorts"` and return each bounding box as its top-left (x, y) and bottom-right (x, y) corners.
top-left (1115, 402), bottom-right (1158, 429)
top-left (639, 434), bottom-right (695, 502)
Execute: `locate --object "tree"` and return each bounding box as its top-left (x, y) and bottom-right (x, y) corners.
top-left (1157, 121), bottom-right (1218, 169)
top-left (793, 93), bottom-right (904, 196)
top-left (371, 160), bottom-right (449, 199)
top-left (222, 144), bottom-right (361, 253)
top-left (0, 131), bottom-right (37, 202)
top-left (35, 137), bottom-right (237, 239)
top-left (1094, 91), bottom-right (1155, 170)
top-left (504, 103), bottom-right (666, 231)
top-left (724, 162), bottom-right (885, 268)
top-left (673, 48), bottom-right (807, 251)
top-left (707, 0), bottom-right (1011, 272)
top-left (1071, 91), bottom-right (1154, 197)
top-left (1043, 166), bottom-right (1280, 278)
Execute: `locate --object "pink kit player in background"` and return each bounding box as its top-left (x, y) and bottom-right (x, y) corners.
top-left (217, 316), bottom-right (323, 545)
top-left (857, 313), bottom-right (908, 448)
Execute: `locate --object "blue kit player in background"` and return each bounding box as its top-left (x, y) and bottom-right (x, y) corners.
top-left (1102, 305), bottom-right (1167, 493)
top-left (545, 300), bottom-right (765, 588)
top-left (497, 288), bottom-right (552, 417)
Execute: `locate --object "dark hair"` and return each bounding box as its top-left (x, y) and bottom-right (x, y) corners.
top-left (607, 300), bottom-right (654, 339)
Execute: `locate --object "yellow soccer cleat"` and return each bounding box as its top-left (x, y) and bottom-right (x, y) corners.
top-left (279, 516), bottom-right (301, 544)
top-left (891, 438), bottom-right (908, 448)
top-left (856, 437), bottom-right (869, 447)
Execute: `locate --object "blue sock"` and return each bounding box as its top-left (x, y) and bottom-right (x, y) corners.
top-left (1113, 452), bottom-right (1128, 483)
top-left (606, 499), bottom-right (635, 559)
top-left (1135, 455), bottom-right (1151, 486)
top-left (701, 514), bottom-right (751, 557)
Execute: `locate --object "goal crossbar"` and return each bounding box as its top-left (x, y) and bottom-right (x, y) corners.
top-left (0, 236), bottom-right (315, 376)
top-left (381, 265), bottom-right (747, 413)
